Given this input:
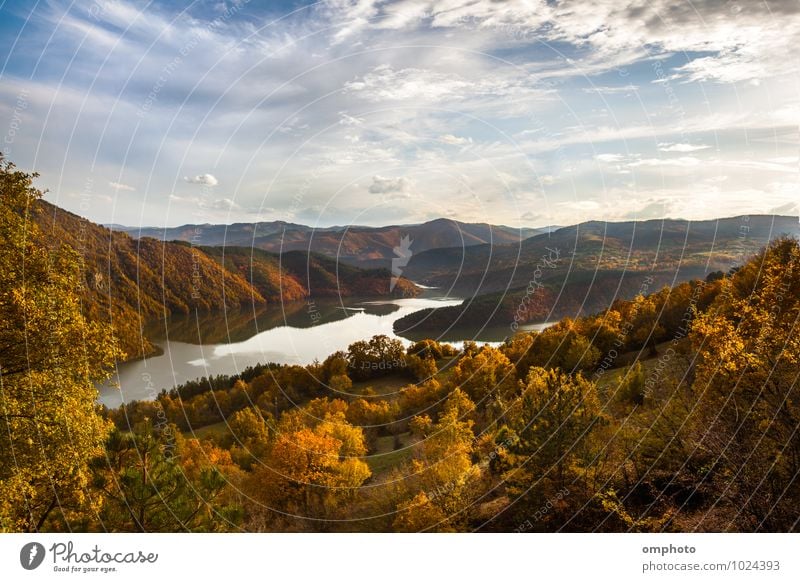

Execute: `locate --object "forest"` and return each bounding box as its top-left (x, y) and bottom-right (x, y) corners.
top-left (28, 182), bottom-right (417, 361)
top-left (2, 155), bottom-right (799, 532)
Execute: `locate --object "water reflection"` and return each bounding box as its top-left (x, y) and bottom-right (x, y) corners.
top-left (99, 295), bottom-right (553, 408)
top-left (101, 297), bottom-right (456, 407)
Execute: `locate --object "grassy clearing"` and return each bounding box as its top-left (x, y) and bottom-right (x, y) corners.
top-left (185, 421), bottom-right (229, 442)
top-left (350, 375), bottom-right (410, 399)
top-left (597, 339), bottom-right (693, 415)
top-left (366, 432), bottom-right (415, 475)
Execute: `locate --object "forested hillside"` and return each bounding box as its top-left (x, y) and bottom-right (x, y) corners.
top-left (32, 199), bottom-right (416, 360)
top-left (35, 200), bottom-right (265, 358)
top-left (395, 216), bottom-right (800, 334)
top-left (202, 246), bottom-right (418, 300)
top-left (403, 216), bottom-right (800, 295)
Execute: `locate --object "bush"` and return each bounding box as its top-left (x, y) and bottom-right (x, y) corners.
top-left (617, 361), bottom-right (645, 406)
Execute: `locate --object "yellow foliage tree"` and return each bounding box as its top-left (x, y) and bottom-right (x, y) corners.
top-left (0, 156), bottom-right (121, 531)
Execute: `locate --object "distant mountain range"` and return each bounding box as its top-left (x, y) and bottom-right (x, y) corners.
top-left (394, 215), bottom-right (800, 334)
top-left (78, 208), bottom-right (800, 345)
top-left (111, 219), bottom-right (549, 268)
top-left (403, 215), bottom-right (800, 293)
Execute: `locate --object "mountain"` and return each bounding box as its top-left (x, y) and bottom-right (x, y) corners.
top-left (200, 246), bottom-right (418, 300)
top-left (402, 215), bottom-right (800, 294)
top-left (394, 215), bottom-right (800, 334)
top-left (115, 218), bottom-right (547, 269)
top-left (111, 221), bottom-right (313, 246)
top-left (34, 201), bottom-right (417, 360)
top-left (36, 202), bottom-right (265, 359)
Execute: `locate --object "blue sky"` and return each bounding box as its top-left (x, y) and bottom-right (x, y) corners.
top-left (0, 0), bottom-right (798, 228)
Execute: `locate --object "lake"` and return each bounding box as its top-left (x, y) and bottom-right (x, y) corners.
top-left (98, 294), bottom-right (553, 407)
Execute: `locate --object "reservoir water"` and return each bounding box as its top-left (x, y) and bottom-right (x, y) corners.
top-left (98, 294), bottom-right (552, 407)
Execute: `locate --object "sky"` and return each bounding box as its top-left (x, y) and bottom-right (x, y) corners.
top-left (0, 0), bottom-right (798, 228)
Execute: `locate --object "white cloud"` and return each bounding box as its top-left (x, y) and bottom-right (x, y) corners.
top-left (184, 174), bottom-right (219, 186)
top-left (169, 194), bottom-right (203, 204)
top-left (210, 198), bottom-right (240, 211)
top-left (440, 134), bottom-right (471, 146)
top-left (9, 0), bottom-right (800, 229)
top-left (342, 64), bottom-right (552, 107)
top-left (344, 65), bottom-right (472, 103)
top-left (368, 175), bottom-right (412, 195)
top-left (583, 85), bottom-right (639, 95)
top-left (658, 143), bottom-right (710, 153)
top-left (629, 157), bottom-right (702, 168)
top-left (595, 153), bottom-right (625, 163)
top-left (558, 200), bottom-right (602, 213)
top-left (338, 112), bottom-right (363, 126)
top-left (108, 181), bottom-right (135, 191)
top-left (326, 0), bottom-right (800, 85)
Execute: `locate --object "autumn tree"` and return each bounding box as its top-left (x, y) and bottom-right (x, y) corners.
top-left (500, 367), bottom-right (606, 530)
top-left (392, 491), bottom-right (453, 532)
top-left (224, 407), bottom-right (273, 469)
top-left (346, 335), bottom-right (406, 381)
top-left (0, 155), bottom-right (121, 532)
top-left (243, 401), bottom-right (371, 530)
top-left (628, 294), bottom-right (665, 356)
top-left (396, 389), bottom-right (482, 531)
top-left (617, 361), bottom-right (646, 406)
top-left (451, 345), bottom-right (517, 420)
top-left (91, 420), bottom-right (240, 532)
top-left (688, 238), bottom-right (800, 531)
top-left (517, 321), bottom-right (601, 376)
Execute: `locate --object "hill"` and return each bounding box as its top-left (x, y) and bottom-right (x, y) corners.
top-left (395, 215), bottom-right (800, 334)
top-left (35, 201), bottom-right (266, 359)
top-left (34, 201), bottom-right (417, 360)
top-left (200, 246), bottom-right (418, 300)
top-left (115, 218), bottom-right (546, 268)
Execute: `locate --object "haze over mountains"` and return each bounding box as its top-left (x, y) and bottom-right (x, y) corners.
top-left (114, 214), bottom-right (800, 294)
top-left (403, 215), bottom-right (800, 293)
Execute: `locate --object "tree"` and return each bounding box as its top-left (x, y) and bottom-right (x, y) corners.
top-left (243, 404), bottom-right (371, 529)
top-left (617, 361), bottom-right (646, 406)
top-left (409, 414), bottom-right (433, 438)
top-left (451, 345), bottom-right (517, 415)
top-left (91, 420), bottom-right (240, 532)
top-left (0, 155), bottom-right (121, 532)
top-left (518, 322), bottom-right (601, 376)
top-left (688, 238), bottom-right (800, 531)
top-left (346, 335), bottom-right (406, 381)
top-left (399, 389), bottom-right (481, 530)
top-left (629, 294), bottom-right (665, 356)
top-left (398, 379), bottom-right (445, 416)
top-left (511, 367), bottom-right (602, 487)
top-left (393, 491), bottom-right (452, 532)
top-left (407, 339), bottom-right (456, 360)
top-left (405, 353), bottom-right (437, 381)
top-left (225, 407), bottom-right (272, 468)
top-left (500, 367), bottom-right (606, 530)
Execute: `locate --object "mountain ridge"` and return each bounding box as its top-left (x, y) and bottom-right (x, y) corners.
top-left (394, 214), bottom-right (800, 335)
top-left (34, 200), bottom-right (417, 360)
top-left (111, 217), bottom-right (549, 268)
